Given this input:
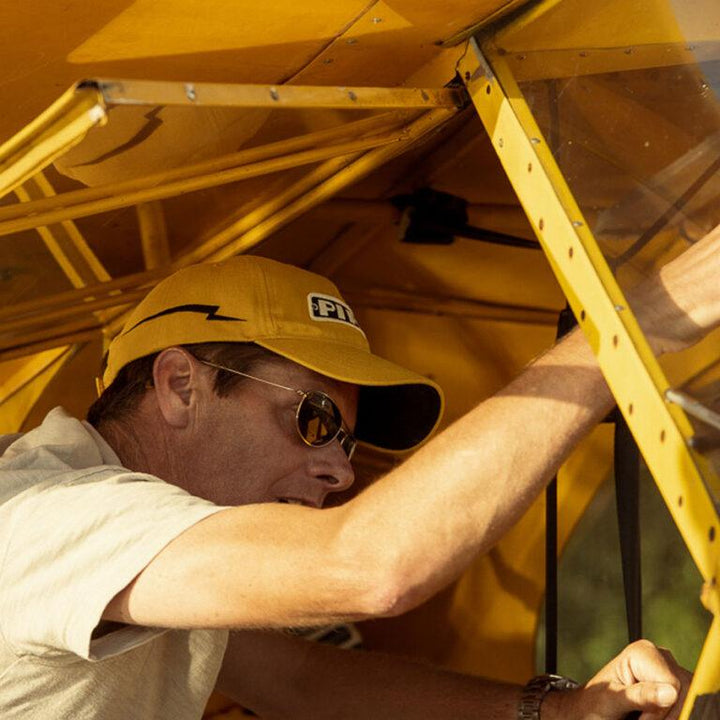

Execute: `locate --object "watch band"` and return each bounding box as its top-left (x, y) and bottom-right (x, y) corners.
top-left (518, 674), bottom-right (580, 720)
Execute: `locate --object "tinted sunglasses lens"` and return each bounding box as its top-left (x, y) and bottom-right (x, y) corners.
top-left (297, 391), bottom-right (341, 446)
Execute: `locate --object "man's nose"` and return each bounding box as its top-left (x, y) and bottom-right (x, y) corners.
top-left (313, 442), bottom-right (355, 494)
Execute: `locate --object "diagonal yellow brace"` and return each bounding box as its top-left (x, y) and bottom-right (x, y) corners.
top-left (0, 83), bottom-right (107, 201)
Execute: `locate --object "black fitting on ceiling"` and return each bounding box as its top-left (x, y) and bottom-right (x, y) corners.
top-left (392, 187), bottom-right (539, 249)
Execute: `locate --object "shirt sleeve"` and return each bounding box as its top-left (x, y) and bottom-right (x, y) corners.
top-left (0, 467), bottom-right (227, 660)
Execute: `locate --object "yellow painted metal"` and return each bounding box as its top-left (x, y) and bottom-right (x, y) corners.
top-left (0, 348), bottom-right (72, 430)
top-left (682, 616), bottom-right (720, 720)
top-left (0, 269), bottom-right (163, 326)
top-left (0, 84), bottom-right (106, 201)
top-left (197, 108), bottom-right (457, 263)
top-left (460, 32), bottom-right (719, 709)
top-left (344, 287), bottom-right (558, 326)
top-left (488, 0), bottom-right (703, 52)
top-left (137, 202), bottom-right (170, 270)
top-left (14, 172), bottom-right (111, 288)
top-left (66, 0), bottom-right (373, 63)
top-left (0, 288), bottom-right (148, 347)
top-left (177, 154), bottom-right (366, 265)
top-left (0, 269), bottom-right (163, 361)
top-left (0, 131), bottom-right (405, 237)
top-left (96, 78), bottom-right (463, 109)
top-left (0, 111), bottom-right (403, 233)
top-left (439, 0), bottom-right (537, 47)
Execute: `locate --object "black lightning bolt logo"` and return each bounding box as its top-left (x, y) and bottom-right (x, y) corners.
top-left (125, 304), bottom-right (246, 334)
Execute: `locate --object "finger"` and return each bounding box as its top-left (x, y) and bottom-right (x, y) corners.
top-left (622, 641), bottom-right (682, 690)
top-left (624, 681), bottom-right (678, 712)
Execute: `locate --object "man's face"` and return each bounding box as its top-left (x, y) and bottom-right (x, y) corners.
top-left (178, 358), bottom-right (358, 509)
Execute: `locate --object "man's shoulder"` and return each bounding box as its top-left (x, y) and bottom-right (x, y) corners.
top-left (0, 407), bottom-right (128, 508)
top-left (1, 407), bottom-right (118, 469)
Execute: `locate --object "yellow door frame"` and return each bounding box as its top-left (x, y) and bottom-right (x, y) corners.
top-left (459, 31), bottom-right (719, 716)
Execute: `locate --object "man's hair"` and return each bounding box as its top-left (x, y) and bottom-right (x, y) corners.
top-left (87, 342), bottom-right (278, 430)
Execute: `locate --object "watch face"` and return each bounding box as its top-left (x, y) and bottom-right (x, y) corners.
top-left (547, 674), bottom-right (580, 692)
top-left (519, 675), bottom-right (580, 720)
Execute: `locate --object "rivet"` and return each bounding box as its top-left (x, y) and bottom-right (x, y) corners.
top-left (184, 83), bottom-right (197, 101)
top-left (420, 90), bottom-right (429, 101)
top-left (528, 162), bottom-right (533, 172)
top-left (486, 84), bottom-right (491, 95)
top-left (347, 38), bottom-right (358, 44)
top-left (572, 220), bottom-right (583, 227)
top-left (538, 218), bottom-right (544, 231)
top-left (580, 309), bottom-right (586, 321)
top-left (270, 87), bottom-right (280, 101)
top-left (628, 403), bottom-right (634, 415)
top-left (568, 246), bottom-right (574, 258)
top-left (372, 16), bottom-right (383, 23)
top-left (660, 429), bottom-right (666, 443)
top-left (613, 335), bottom-right (619, 348)
top-left (678, 495), bottom-right (683, 507)
top-left (710, 526), bottom-right (716, 542)
top-left (348, 90), bottom-right (358, 102)
top-left (498, 138), bottom-right (504, 148)
top-left (531, 137), bottom-right (541, 145)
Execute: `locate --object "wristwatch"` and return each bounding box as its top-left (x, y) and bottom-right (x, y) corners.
top-left (518, 674), bottom-right (580, 720)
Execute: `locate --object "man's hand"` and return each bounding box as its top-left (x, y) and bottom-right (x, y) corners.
top-left (545, 640), bottom-right (691, 720)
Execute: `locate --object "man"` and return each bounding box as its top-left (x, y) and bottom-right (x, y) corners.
top-left (2, 222), bottom-right (719, 719)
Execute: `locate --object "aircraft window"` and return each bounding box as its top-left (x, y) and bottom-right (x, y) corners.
top-left (489, 0), bottom-right (720, 496)
top-left (477, 0), bottom-right (720, 695)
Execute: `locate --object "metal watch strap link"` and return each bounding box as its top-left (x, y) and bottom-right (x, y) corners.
top-left (518, 674), bottom-right (580, 720)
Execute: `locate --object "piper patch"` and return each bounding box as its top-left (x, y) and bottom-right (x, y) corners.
top-left (308, 293), bottom-right (365, 334)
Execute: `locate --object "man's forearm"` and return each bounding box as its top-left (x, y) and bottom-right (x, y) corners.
top-left (217, 631), bottom-right (687, 720)
top-left (217, 629), bottom-right (522, 720)
top-left (336, 327), bottom-right (615, 614)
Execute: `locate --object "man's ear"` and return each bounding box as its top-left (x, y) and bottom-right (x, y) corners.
top-left (152, 348), bottom-right (204, 428)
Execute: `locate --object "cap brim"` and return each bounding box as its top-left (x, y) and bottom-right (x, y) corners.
top-left (256, 337), bottom-right (443, 452)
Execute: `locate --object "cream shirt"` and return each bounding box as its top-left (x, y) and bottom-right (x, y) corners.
top-left (0, 408), bottom-right (229, 719)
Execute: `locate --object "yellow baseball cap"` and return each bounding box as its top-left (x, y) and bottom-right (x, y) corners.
top-left (104, 256), bottom-right (443, 452)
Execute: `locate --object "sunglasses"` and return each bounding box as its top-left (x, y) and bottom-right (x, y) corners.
top-left (196, 359), bottom-right (357, 460)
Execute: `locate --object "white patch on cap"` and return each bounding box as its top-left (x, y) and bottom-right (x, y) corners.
top-left (307, 293), bottom-right (365, 335)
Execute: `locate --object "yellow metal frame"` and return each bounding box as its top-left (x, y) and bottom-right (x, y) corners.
top-left (459, 31), bottom-right (719, 715)
top-left (14, 171), bottom-right (111, 288)
top-left (0, 80), bottom-right (461, 364)
top-left (0, 126), bottom-right (406, 236)
top-left (0, 83), bottom-right (106, 201)
top-left (94, 78), bottom-right (464, 110)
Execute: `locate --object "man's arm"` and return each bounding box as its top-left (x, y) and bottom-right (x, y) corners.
top-left (216, 631), bottom-right (688, 720)
top-left (104, 326), bottom-right (613, 628)
top-left (105, 224), bottom-right (720, 629)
